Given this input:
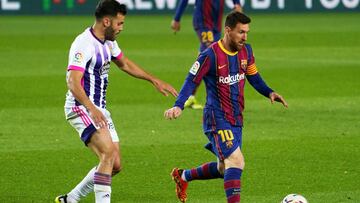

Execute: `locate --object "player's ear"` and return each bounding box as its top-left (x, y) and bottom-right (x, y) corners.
top-left (103, 17), bottom-right (111, 27)
top-left (224, 26), bottom-right (231, 35)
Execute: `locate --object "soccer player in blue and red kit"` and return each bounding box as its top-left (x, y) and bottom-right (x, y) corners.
top-left (171, 0), bottom-right (242, 109)
top-left (165, 12), bottom-right (288, 203)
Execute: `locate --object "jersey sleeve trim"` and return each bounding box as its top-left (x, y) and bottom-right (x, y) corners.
top-left (68, 65), bottom-right (85, 72)
top-left (115, 52), bottom-right (123, 60)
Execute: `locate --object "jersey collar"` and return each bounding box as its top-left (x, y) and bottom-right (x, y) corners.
top-left (218, 40), bottom-right (238, 56)
top-left (89, 27), bottom-right (105, 44)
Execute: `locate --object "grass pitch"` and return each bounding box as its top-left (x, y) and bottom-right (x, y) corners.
top-left (0, 13), bottom-right (359, 202)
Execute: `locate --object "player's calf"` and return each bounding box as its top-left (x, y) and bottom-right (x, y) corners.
top-left (224, 168), bottom-right (242, 203)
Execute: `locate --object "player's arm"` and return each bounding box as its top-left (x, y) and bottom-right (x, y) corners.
top-left (164, 74), bottom-right (198, 120)
top-left (165, 53), bottom-right (211, 120)
top-left (67, 70), bottom-right (108, 128)
top-left (171, 0), bottom-right (189, 33)
top-left (112, 57), bottom-right (178, 97)
top-left (245, 44), bottom-right (287, 107)
top-left (246, 70), bottom-right (288, 107)
top-left (233, 0), bottom-right (243, 12)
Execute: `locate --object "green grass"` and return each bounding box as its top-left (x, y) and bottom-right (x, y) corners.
top-left (0, 13), bottom-right (359, 202)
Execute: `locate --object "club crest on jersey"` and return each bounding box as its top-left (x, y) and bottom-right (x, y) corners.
top-left (241, 60), bottom-right (247, 70)
top-left (189, 61), bottom-right (200, 75)
top-left (226, 141), bottom-right (233, 149)
top-left (73, 52), bottom-right (83, 65)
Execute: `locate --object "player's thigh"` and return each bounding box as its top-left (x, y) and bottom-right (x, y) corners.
top-left (87, 109), bottom-right (120, 157)
top-left (88, 128), bottom-right (114, 158)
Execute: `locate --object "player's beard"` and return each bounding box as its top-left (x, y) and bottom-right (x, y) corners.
top-left (229, 39), bottom-right (243, 52)
top-left (104, 26), bottom-right (116, 41)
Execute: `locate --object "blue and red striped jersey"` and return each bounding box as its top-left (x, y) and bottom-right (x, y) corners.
top-left (175, 41), bottom-right (273, 131)
top-left (174, 0), bottom-right (240, 32)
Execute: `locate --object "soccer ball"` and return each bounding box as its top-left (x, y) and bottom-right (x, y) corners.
top-left (281, 194), bottom-right (308, 203)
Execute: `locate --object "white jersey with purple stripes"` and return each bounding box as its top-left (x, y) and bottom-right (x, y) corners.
top-left (65, 27), bottom-right (123, 109)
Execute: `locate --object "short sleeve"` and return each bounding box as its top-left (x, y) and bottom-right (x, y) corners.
top-left (245, 44), bottom-right (258, 75)
top-left (189, 49), bottom-right (212, 84)
top-left (67, 37), bottom-right (93, 72)
top-left (107, 40), bottom-right (123, 61)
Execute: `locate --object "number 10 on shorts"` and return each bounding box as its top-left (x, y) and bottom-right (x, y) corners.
top-left (217, 129), bottom-right (234, 142)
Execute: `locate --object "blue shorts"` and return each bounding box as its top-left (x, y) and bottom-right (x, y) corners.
top-left (195, 29), bottom-right (221, 52)
top-left (204, 126), bottom-right (243, 161)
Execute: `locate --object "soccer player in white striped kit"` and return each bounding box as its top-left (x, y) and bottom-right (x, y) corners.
top-left (55, 1), bottom-right (178, 202)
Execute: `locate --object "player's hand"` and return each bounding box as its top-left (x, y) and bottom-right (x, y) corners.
top-left (88, 106), bottom-right (108, 128)
top-left (171, 20), bottom-right (181, 33)
top-left (164, 106), bottom-right (182, 120)
top-left (269, 92), bottom-right (288, 108)
top-left (152, 78), bottom-right (178, 97)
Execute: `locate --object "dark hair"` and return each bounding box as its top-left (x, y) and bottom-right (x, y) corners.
top-left (95, 0), bottom-right (127, 20)
top-left (225, 12), bottom-right (251, 29)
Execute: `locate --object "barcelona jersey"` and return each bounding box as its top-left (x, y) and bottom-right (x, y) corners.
top-left (193, 0), bottom-right (228, 33)
top-left (174, 0), bottom-right (240, 33)
top-left (175, 41), bottom-right (271, 133)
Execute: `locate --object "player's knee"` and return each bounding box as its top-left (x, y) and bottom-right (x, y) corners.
top-left (225, 153), bottom-right (245, 169)
top-left (226, 160), bottom-right (244, 170)
top-left (112, 166), bottom-right (122, 176)
top-left (100, 145), bottom-right (116, 163)
top-left (112, 159), bottom-right (122, 176)
top-left (232, 157), bottom-right (245, 169)
top-left (239, 159), bottom-right (245, 169)
top-left (239, 160), bottom-right (245, 170)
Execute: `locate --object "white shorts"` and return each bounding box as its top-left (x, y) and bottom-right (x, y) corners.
top-left (64, 105), bottom-right (119, 145)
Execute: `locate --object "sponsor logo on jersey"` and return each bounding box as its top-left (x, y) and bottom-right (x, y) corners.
top-left (189, 61), bottom-right (200, 75)
top-left (218, 73), bottom-right (245, 85)
top-left (73, 52), bottom-right (83, 65)
top-left (99, 60), bottom-right (111, 75)
top-left (218, 64), bottom-right (227, 69)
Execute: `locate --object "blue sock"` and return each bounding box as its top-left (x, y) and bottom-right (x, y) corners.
top-left (183, 162), bottom-right (223, 181)
top-left (224, 168), bottom-right (242, 203)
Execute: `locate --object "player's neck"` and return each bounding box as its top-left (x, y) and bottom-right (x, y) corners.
top-left (221, 39), bottom-right (237, 53)
top-left (91, 23), bottom-right (106, 42)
